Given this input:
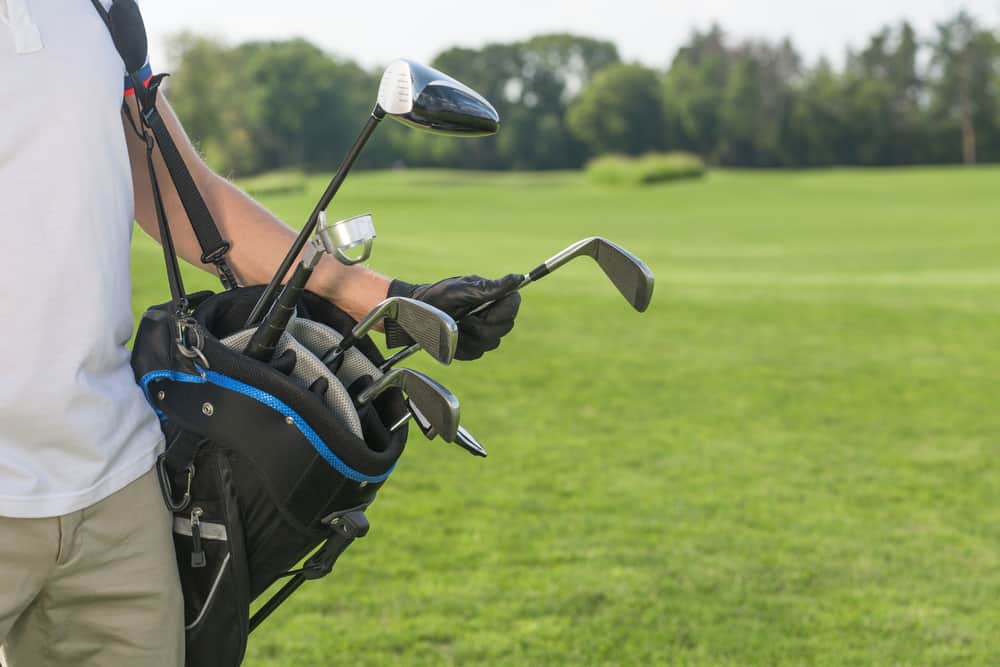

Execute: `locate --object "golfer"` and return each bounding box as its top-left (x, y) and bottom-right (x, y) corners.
top-left (0, 3), bottom-right (519, 665)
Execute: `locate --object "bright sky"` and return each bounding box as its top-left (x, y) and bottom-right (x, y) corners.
top-left (144, 0), bottom-right (1000, 71)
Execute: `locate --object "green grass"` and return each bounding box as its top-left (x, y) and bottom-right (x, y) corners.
top-left (129, 166), bottom-right (1000, 666)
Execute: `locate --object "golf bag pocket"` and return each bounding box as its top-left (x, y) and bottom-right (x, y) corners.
top-left (163, 438), bottom-right (252, 667)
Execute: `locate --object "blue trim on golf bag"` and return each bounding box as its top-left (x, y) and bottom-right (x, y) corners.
top-left (140, 368), bottom-right (395, 484)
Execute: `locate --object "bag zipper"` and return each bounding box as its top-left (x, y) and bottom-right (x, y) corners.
top-left (190, 507), bottom-right (207, 568)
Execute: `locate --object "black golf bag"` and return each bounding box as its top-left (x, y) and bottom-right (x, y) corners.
top-left (92, 2), bottom-right (408, 664)
top-left (133, 288), bottom-right (408, 666)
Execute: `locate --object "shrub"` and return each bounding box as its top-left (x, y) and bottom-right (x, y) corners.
top-left (586, 152), bottom-right (706, 186)
top-left (237, 169), bottom-right (307, 196)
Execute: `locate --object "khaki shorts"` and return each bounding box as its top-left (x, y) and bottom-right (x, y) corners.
top-left (0, 467), bottom-right (184, 667)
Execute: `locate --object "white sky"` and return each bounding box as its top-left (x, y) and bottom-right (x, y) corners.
top-left (144, 0), bottom-right (1000, 72)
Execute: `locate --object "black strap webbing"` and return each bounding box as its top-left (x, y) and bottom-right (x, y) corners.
top-left (141, 105), bottom-right (238, 289)
top-left (91, 0), bottom-right (238, 292)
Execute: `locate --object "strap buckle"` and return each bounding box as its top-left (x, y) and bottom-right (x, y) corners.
top-left (200, 242), bottom-right (232, 266)
top-left (202, 244), bottom-right (239, 291)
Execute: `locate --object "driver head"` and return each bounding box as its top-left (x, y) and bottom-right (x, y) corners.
top-left (377, 60), bottom-right (500, 137)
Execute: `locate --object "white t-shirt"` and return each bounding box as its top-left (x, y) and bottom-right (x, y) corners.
top-left (0, 0), bottom-right (165, 517)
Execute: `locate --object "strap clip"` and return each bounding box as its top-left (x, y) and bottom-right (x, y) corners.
top-left (175, 316), bottom-right (210, 370)
top-left (157, 456), bottom-right (195, 513)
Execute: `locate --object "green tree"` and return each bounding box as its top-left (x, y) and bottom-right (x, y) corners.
top-left (166, 33), bottom-right (259, 173)
top-left (837, 22), bottom-right (928, 165)
top-left (718, 39), bottom-right (801, 166)
top-left (788, 59), bottom-right (850, 166)
top-left (431, 34), bottom-right (621, 169)
top-left (661, 26), bottom-right (730, 158)
top-left (566, 64), bottom-right (666, 156)
top-left (928, 11), bottom-right (999, 164)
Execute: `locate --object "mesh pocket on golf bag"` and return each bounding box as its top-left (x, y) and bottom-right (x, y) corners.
top-left (163, 435), bottom-right (252, 667)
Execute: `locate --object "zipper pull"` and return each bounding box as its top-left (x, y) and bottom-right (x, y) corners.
top-left (190, 507), bottom-right (206, 568)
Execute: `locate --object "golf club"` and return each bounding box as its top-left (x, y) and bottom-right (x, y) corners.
top-left (246, 60), bottom-right (500, 328)
top-left (380, 237), bottom-right (656, 370)
top-left (322, 297), bottom-right (458, 372)
top-left (243, 212), bottom-right (375, 361)
top-left (391, 401), bottom-right (487, 457)
top-left (356, 368), bottom-right (460, 443)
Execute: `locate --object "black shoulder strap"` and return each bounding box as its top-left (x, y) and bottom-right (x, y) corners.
top-left (91, 0), bottom-right (238, 293)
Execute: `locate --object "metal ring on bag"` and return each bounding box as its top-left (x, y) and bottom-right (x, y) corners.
top-left (175, 318), bottom-right (210, 370)
top-left (176, 342), bottom-right (210, 371)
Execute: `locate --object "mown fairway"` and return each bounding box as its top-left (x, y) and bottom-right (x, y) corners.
top-left (130, 167), bottom-right (1000, 666)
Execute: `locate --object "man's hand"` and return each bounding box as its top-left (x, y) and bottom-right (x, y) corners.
top-left (387, 275), bottom-right (522, 360)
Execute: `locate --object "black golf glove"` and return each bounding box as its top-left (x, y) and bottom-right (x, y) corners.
top-left (386, 274), bottom-right (522, 360)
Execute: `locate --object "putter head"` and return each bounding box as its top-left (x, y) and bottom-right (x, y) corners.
top-left (316, 212), bottom-right (376, 266)
top-left (353, 297), bottom-right (458, 365)
top-left (377, 60), bottom-right (500, 137)
top-left (546, 237), bottom-right (655, 313)
top-left (359, 369), bottom-right (460, 443)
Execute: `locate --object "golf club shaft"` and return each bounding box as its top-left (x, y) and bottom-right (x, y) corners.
top-left (246, 108), bottom-right (385, 328)
top-left (320, 299), bottom-right (395, 367)
top-left (243, 260), bottom-right (313, 361)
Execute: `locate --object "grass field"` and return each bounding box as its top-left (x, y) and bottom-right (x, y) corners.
top-left (130, 167), bottom-right (1000, 666)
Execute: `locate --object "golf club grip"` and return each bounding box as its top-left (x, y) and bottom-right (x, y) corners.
top-left (336, 331), bottom-right (359, 356)
top-left (243, 263), bottom-right (312, 361)
top-left (466, 271), bottom-right (534, 317)
top-left (380, 275), bottom-right (531, 370)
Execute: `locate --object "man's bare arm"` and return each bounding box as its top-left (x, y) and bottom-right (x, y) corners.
top-left (123, 95), bottom-right (389, 321)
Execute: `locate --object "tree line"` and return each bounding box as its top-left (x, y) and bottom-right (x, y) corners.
top-left (166, 11), bottom-right (1000, 175)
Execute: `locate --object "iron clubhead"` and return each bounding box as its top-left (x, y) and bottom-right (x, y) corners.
top-left (323, 297), bottom-right (457, 372)
top-left (347, 297), bottom-right (456, 365)
top-left (358, 369), bottom-right (460, 443)
top-left (541, 237), bottom-right (655, 312)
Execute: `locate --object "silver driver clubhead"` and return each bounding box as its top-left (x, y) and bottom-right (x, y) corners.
top-left (377, 59), bottom-right (499, 137)
top-left (358, 368), bottom-right (460, 443)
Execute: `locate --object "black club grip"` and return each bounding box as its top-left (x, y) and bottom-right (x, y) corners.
top-left (243, 262), bottom-right (312, 361)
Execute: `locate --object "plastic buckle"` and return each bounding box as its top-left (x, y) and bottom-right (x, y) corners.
top-left (200, 242), bottom-right (232, 266)
top-left (301, 511), bottom-right (370, 581)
